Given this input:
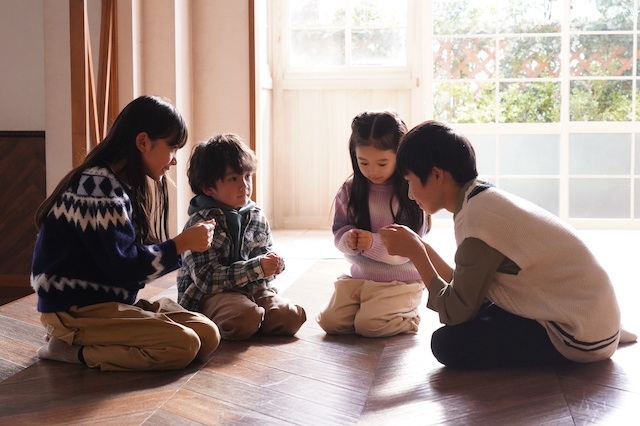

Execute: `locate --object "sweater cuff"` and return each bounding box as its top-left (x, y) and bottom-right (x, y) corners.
top-left (426, 276), bottom-right (448, 312)
top-left (365, 233), bottom-right (385, 257)
top-left (157, 239), bottom-right (180, 271)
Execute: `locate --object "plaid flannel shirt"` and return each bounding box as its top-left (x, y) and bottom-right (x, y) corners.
top-left (177, 204), bottom-right (274, 311)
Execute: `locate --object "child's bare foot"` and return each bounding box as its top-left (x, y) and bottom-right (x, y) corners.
top-left (37, 337), bottom-right (82, 364)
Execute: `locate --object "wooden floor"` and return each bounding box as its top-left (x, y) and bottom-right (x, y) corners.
top-left (0, 229), bottom-right (639, 425)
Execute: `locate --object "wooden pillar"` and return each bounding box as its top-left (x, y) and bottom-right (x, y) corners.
top-left (69, 0), bottom-right (89, 166)
top-left (69, 0), bottom-right (119, 166)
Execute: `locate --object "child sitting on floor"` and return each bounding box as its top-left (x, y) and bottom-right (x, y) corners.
top-left (177, 134), bottom-right (307, 340)
top-left (379, 120), bottom-right (637, 368)
top-left (32, 95), bottom-right (220, 371)
top-left (317, 111), bottom-right (430, 337)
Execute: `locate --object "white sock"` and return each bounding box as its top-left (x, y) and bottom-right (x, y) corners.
top-left (619, 326), bottom-right (638, 344)
top-left (37, 337), bottom-right (83, 364)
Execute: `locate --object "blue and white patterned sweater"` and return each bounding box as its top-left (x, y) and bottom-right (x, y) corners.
top-left (31, 166), bottom-right (179, 313)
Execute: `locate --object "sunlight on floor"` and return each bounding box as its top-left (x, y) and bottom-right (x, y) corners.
top-left (272, 228), bottom-right (640, 334)
top-left (578, 230), bottom-right (640, 330)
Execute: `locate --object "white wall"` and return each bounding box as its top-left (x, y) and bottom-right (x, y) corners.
top-left (271, 89), bottom-right (412, 229)
top-left (43, 0), bottom-right (73, 191)
top-left (130, 0), bottom-right (253, 233)
top-left (190, 1), bottom-right (251, 143)
top-left (188, 0), bottom-right (252, 227)
top-left (0, 0), bottom-right (45, 130)
top-left (1, 0), bottom-right (256, 236)
top-left (255, 0), bottom-right (273, 219)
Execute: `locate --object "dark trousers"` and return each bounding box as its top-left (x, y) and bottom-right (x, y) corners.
top-left (431, 302), bottom-right (571, 369)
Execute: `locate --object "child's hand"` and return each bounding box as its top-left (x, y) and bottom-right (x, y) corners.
top-left (346, 229), bottom-right (373, 251)
top-left (260, 252), bottom-right (285, 277)
top-left (173, 219), bottom-right (216, 254)
top-left (379, 224), bottom-right (421, 258)
top-left (354, 229), bottom-right (373, 251)
top-left (346, 229), bottom-right (359, 250)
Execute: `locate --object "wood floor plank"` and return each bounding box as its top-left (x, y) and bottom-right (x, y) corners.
top-left (364, 361), bottom-right (567, 423)
top-left (0, 358), bottom-right (24, 383)
top-left (72, 411), bottom-right (157, 426)
top-left (156, 388), bottom-right (298, 426)
top-left (183, 368), bottom-right (359, 425)
top-left (557, 344), bottom-right (640, 394)
top-left (204, 349), bottom-right (367, 410)
top-left (0, 396), bottom-right (167, 425)
top-left (206, 339), bottom-right (374, 394)
top-left (0, 294), bottom-right (41, 326)
top-left (234, 333), bottom-right (385, 373)
top-left (0, 362), bottom-right (198, 419)
top-left (451, 395), bottom-right (575, 426)
top-left (561, 374), bottom-right (640, 425)
top-left (0, 314), bottom-right (45, 345)
top-left (0, 335), bottom-right (39, 369)
top-left (0, 247), bottom-right (638, 425)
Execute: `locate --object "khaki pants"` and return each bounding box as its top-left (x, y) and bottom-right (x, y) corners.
top-left (40, 297), bottom-right (220, 371)
top-left (199, 289), bottom-right (307, 340)
top-left (317, 276), bottom-right (424, 337)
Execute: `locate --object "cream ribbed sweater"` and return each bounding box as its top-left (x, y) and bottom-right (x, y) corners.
top-left (453, 180), bottom-right (621, 362)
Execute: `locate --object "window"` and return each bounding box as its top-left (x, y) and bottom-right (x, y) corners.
top-left (272, 0), bottom-right (640, 228)
top-left (433, 0), bottom-right (562, 123)
top-left (570, 0), bottom-right (635, 122)
top-left (287, 0), bottom-right (408, 69)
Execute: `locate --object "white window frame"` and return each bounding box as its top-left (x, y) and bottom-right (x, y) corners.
top-left (276, 0), bottom-right (416, 88)
top-left (270, 0), bottom-right (640, 229)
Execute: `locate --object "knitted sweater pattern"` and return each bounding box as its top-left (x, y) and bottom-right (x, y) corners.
top-left (31, 166), bottom-right (179, 313)
top-left (455, 180), bottom-right (621, 362)
top-left (333, 178), bottom-right (426, 283)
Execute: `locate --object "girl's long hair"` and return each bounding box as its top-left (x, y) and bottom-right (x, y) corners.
top-left (35, 95), bottom-right (188, 244)
top-left (347, 111), bottom-right (424, 232)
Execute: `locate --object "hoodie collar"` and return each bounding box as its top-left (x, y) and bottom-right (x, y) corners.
top-left (188, 194), bottom-right (255, 216)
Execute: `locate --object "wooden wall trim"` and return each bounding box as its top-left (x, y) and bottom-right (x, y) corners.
top-left (249, 0), bottom-right (256, 153)
top-left (249, 0), bottom-right (257, 202)
top-left (0, 131), bottom-right (45, 138)
top-left (69, 0), bottom-right (88, 167)
top-left (69, 0), bottom-right (119, 167)
top-left (97, 0), bottom-right (119, 138)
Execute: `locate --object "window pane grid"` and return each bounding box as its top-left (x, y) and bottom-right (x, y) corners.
top-left (288, 0), bottom-right (408, 69)
top-left (430, 0), bottom-right (640, 225)
top-left (279, 0), bottom-right (640, 227)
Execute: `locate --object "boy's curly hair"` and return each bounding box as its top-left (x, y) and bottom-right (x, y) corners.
top-left (188, 133), bottom-right (257, 195)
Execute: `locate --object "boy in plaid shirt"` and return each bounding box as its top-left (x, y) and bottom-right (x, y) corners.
top-left (177, 134), bottom-right (306, 340)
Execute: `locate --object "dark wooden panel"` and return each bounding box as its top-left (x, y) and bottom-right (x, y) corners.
top-left (0, 132), bottom-right (46, 305)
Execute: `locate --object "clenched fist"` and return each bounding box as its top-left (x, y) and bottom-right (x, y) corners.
top-left (173, 219), bottom-right (216, 254)
top-left (260, 252), bottom-right (285, 277)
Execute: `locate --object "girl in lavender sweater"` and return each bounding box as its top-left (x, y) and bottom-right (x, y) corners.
top-left (317, 111), bottom-right (430, 337)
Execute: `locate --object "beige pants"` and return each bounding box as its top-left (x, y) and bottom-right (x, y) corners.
top-left (40, 297), bottom-right (220, 371)
top-left (199, 289), bottom-right (307, 340)
top-left (317, 276), bottom-right (424, 337)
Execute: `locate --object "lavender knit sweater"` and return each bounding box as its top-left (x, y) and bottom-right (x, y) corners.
top-left (332, 178), bottom-right (427, 283)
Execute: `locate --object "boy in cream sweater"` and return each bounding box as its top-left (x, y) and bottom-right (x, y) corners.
top-left (379, 120), bottom-right (636, 368)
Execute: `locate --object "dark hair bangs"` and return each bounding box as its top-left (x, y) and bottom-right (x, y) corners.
top-left (395, 139), bottom-right (414, 177)
top-left (164, 125), bottom-right (188, 149)
top-left (238, 153), bottom-right (258, 174)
